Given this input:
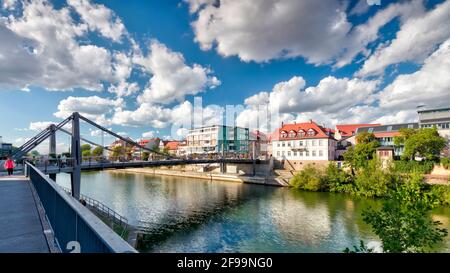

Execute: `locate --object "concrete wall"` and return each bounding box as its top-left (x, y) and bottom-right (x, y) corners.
top-left (148, 162), bottom-right (272, 176)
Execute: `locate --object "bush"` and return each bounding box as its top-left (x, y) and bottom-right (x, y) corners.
top-left (291, 165), bottom-right (326, 191)
top-left (354, 159), bottom-right (399, 198)
top-left (393, 160), bottom-right (435, 174)
top-left (441, 157), bottom-right (450, 169)
top-left (324, 162), bottom-right (355, 194)
top-left (429, 185), bottom-right (450, 206)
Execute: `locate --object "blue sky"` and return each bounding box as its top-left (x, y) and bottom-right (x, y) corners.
top-left (0, 0), bottom-right (449, 153)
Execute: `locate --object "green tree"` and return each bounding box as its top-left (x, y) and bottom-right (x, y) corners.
top-left (92, 146), bottom-right (104, 157)
top-left (290, 165), bottom-right (325, 191)
top-left (30, 150), bottom-right (40, 157)
top-left (343, 132), bottom-right (380, 173)
top-left (324, 162), bottom-right (353, 193)
top-left (354, 159), bottom-right (398, 198)
top-left (82, 149), bottom-right (91, 158)
top-left (81, 144), bottom-right (92, 152)
top-left (362, 174), bottom-right (447, 252)
top-left (111, 146), bottom-right (124, 159)
top-left (395, 127), bottom-right (446, 161)
top-left (142, 152), bottom-right (150, 161)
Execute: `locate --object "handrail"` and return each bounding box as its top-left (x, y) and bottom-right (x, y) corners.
top-left (61, 186), bottom-right (129, 227)
top-left (26, 162), bottom-right (136, 253)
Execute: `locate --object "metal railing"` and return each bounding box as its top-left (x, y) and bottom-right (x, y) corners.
top-left (61, 187), bottom-right (128, 228)
top-left (26, 162), bottom-right (136, 253)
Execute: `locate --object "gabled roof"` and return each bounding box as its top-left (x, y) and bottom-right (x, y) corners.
top-left (165, 141), bottom-right (181, 150)
top-left (276, 121), bottom-right (332, 139)
top-left (336, 124), bottom-right (381, 137)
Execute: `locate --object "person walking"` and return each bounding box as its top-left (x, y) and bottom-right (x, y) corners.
top-left (3, 157), bottom-right (16, 176)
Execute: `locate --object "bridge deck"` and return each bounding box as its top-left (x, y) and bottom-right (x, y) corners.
top-left (0, 176), bottom-right (49, 253)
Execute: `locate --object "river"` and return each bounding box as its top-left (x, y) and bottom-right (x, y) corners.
top-left (56, 171), bottom-right (450, 253)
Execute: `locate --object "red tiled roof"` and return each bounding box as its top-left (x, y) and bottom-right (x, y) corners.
top-left (276, 121), bottom-right (332, 139)
top-left (165, 141), bottom-right (181, 150)
top-left (336, 124), bottom-right (381, 137)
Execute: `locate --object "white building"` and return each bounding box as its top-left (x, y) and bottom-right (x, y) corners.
top-left (272, 120), bottom-right (337, 170)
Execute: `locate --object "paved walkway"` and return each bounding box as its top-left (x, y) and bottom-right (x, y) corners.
top-left (0, 176), bottom-right (49, 253)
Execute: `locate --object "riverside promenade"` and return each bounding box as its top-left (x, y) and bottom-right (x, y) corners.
top-left (0, 176), bottom-right (50, 253)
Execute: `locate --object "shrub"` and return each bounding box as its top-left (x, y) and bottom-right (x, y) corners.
top-left (441, 157), bottom-right (450, 169)
top-left (354, 159), bottom-right (399, 198)
top-left (393, 160), bottom-right (434, 174)
top-left (429, 185), bottom-right (450, 206)
top-left (361, 174), bottom-right (447, 253)
top-left (324, 162), bottom-right (355, 194)
top-left (290, 165), bottom-right (326, 191)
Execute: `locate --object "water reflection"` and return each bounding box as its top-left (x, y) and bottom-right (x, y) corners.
top-left (56, 171), bottom-right (450, 253)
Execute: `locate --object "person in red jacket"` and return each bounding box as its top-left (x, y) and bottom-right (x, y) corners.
top-left (3, 157), bottom-right (15, 176)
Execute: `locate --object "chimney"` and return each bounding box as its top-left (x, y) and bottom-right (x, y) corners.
top-left (309, 119), bottom-right (313, 124)
top-left (281, 122), bottom-right (284, 127)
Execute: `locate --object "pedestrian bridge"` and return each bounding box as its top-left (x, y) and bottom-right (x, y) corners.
top-left (1, 112), bottom-right (270, 252)
top-left (0, 163), bottom-right (136, 253)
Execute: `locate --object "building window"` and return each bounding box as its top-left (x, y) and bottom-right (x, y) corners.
top-left (277, 151), bottom-right (280, 156)
top-left (319, 150), bottom-right (323, 157)
top-left (293, 151), bottom-right (297, 156)
top-left (277, 142), bottom-right (280, 147)
top-left (368, 128), bottom-right (374, 133)
top-left (319, 140), bottom-right (323, 146)
top-left (307, 129), bottom-right (316, 136)
top-left (287, 151), bottom-right (291, 156)
top-left (312, 140), bottom-right (316, 146)
top-left (288, 130), bottom-right (296, 138)
top-left (282, 142), bottom-right (285, 147)
top-left (305, 151), bottom-right (309, 157)
top-left (298, 129), bottom-right (305, 137)
top-left (288, 142), bottom-right (291, 146)
top-left (299, 141), bottom-right (303, 146)
top-left (299, 151), bottom-right (303, 157)
top-left (312, 151), bottom-right (316, 157)
top-left (281, 131), bottom-right (288, 138)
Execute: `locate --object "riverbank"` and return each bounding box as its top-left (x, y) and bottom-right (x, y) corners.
top-left (108, 168), bottom-right (289, 187)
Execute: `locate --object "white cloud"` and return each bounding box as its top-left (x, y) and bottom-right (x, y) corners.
top-left (142, 131), bottom-right (155, 138)
top-left (134, 40), bottom-right (220, 104)
top-left (254, 75), bottom-right (379, 114)
top-left (187, 0), bottom-right (431, 70)
top-left (111, 103), bottom-right (173, 128)
top-left (54, 96), bottom-right (124, 124)
top-left (189, 0), bottom-right (352, 64)
top-left (2, 0), bottom-right (17, 10)
top-left (377, 39), bottom-right (450, 111)
top-left (67, 0), bottom-right (126, 42)
top-left (29, 121), bottom-right (54, 131)
top-left (0, 0), bottom-right (130, 91)
top-left (357, 0), bottom-right (450, 76)
top-left (244, 92), bottom-right (269, 106)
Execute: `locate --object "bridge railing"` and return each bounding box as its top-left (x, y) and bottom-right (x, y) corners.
top-left (26, 162), bottom-right (136, 253)
top-left (60, 186), bottom-right (129, 228)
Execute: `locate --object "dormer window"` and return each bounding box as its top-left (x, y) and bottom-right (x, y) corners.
top-left (307, 129), bottom-right (316, 136)
top-left (280, 131), bottom-right (288, 138)
top-left (298, 129), bottom-right (306, 137)
top-left (288, 130), bottom-right (296, 138)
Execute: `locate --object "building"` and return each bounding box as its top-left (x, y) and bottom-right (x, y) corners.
top-left (271, 120), bottom-right (337, 170)
top-left (356, 123), bottom-right (419, 157)
top-left (335, 124), bottom-right (381, 143)
top-left (249, 130), bottom-right (269, 159)
top-left (418, 107), bottom-right (450, 148)
top-left (0, 136), bottom-right (13, 158)
top-left (185, 125), bottom-right (250, 156)
top-left (164, 141), bottom-right (182, 155)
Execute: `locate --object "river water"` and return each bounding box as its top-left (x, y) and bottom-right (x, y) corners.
top-left (56, 171), bottom-right (450, 253)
